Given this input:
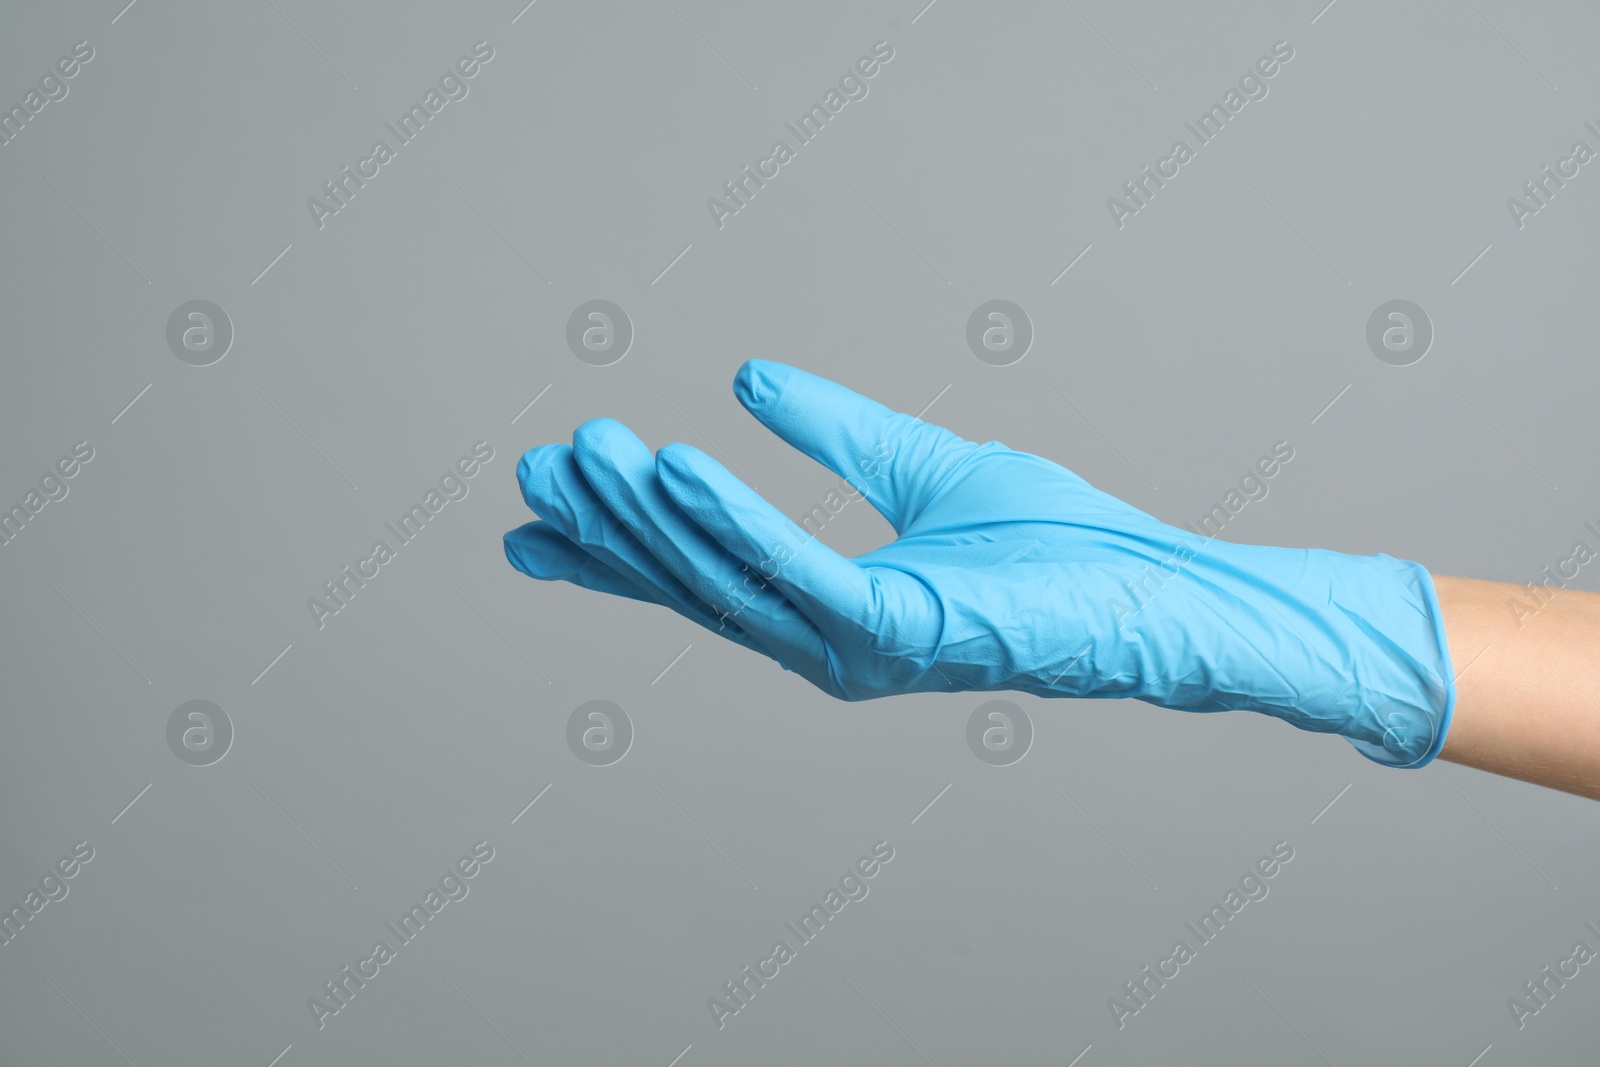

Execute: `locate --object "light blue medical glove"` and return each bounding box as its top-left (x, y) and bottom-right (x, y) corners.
top-left (505, 360), bottom-right (1455, 768)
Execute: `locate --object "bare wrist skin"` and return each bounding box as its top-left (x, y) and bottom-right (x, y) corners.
top-left (1434, 574), bottom-right (1600, 800)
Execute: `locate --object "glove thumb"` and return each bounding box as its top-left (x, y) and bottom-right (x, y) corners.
top-left (733, 359), bottom-right (980, 533)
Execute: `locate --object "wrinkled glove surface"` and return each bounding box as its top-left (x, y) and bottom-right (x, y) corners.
top-left (505, 360), bottom-right (1454, 767)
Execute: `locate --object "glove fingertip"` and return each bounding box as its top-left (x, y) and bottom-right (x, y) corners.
top-left (505, 520), bottom-right (596, 578)
top-left (571, 416), bottom-right (631, 459)
top-left (515, 450), bottom-right (536, 493)
top-left (733, 359), bottom-right (789, 411)
top-left (503, 527), bottom-right (542, 578)
top-left (656, 446), bottom-right (731, 523)
top-left (515, 443), bottom-right (572, 499)
top-left (655, 441), bottom-right (705, 484)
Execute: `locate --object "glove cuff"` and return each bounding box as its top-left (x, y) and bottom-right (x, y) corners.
top-left (1340, 559), bottom-right (1456, 768)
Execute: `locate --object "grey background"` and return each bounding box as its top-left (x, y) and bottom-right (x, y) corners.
top-left (2, 0), bottom-right (1598, 1063)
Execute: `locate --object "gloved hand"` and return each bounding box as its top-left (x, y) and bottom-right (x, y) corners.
top-left (505, 360), bottom-right (1456, 767)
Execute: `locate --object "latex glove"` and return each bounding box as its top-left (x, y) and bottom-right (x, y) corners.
top-left (505, 360), bottom-right (1455, 768)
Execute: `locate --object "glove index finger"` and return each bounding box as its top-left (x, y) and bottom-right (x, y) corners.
top-left (514, 443), bottom-right (745, 638)
top-left (656, 441), bottom-right (875, 633)
top-left (571, 418), bottom-right (833, 673)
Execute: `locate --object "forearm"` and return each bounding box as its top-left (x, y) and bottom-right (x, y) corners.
top-left (1435, 574), bottom-right (1600, 799)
